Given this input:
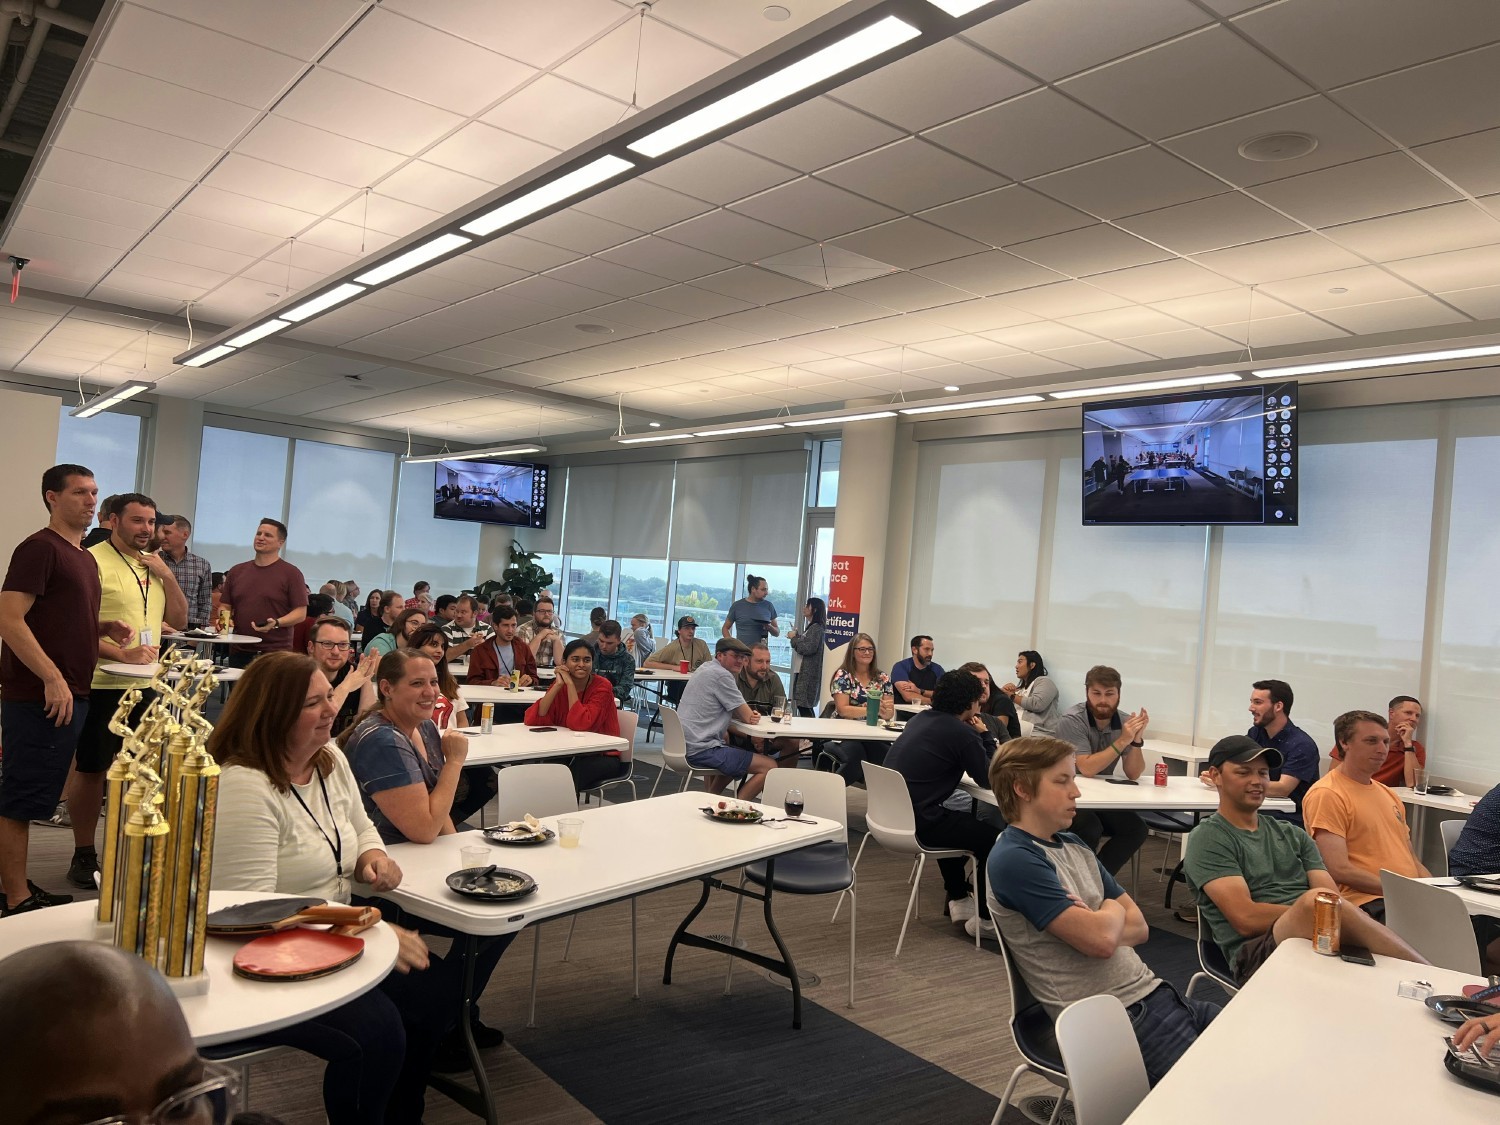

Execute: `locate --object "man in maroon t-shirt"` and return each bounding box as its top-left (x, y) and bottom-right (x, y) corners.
top-left (219, 519), bottom-right (307, 663)
top-left (0, 464), bottom-right (131, 915)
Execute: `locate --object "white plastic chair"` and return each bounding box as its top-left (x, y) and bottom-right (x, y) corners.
top-left (1054, 994), bottom-right (1150, 1125)
top-left (724, 769), bottom-right (856, 1007)
top-left (579, 710), bottom-right (638, 804)
top-left (648, 705), bottom-right (727, 796)
top-left (1440, 818), bottom-right (1465, 877)
top-left (838, 762), bottom-right (978, 957)
top-left (1380, 869), bottom-right (1481, 974)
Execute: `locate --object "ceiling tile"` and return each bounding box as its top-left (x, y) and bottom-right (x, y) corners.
top-left (693, 266), bottom-right (821, 304)
top-left (922, 184), bottom-right (1094, 249)
top-left (908, 335), bottom-right (1023, 363)
top-left (524, 209), bottom-right (643, 255)
top-left (387, 0), bottom-right (624, 68)
top-left (995, 281), bottom-right (1133, 318)
top-left (571, 179), bottom-right (714, 232)
top-left (659, 210), bottom-right (807, 261)
top-left (733, 97), bottom-right (905, 174)
top-left (553, 15), bottom-right (734, 108)
top-left (831, 218), bottom-right (990, 270)
top-left (641, 141), bottom-right (798, 205)
top-left (915, 297), bottom-right (1040, 333)
top-left (1414, 128), bottom-right (1500, 198)
top-left (928, 89), bottom-right (1138, 181)
top-left (50, 111), bottom-right (220, 181)
top-left (320, 8), bottom-right (533, 115)
top-left (1337, 44), bottom-right (1500, 147)
top-left (201, 154), bottom-right (359, 215)
top-left (1116, 192), bottom-right (1301, 255)
top-left (1120, 327), bottom-right (1240, 359)
top-left (32, 149), bottom-right (190, 210)
top-left (729, 178), bottom-right (900, 241)
top-left (819, 138), bottom-right (1006, 214)
top-left (484, 75), bottom-right (625, 151)
top-left (370, 161), bottom-right (494, 212)
top-left (545, 258), bottom-right (672, 299)
top-left (832, 38), bottom-right (1036, 132)
top-left (1030, 147), bottom-right (1224, 221)
top-left (971, 353), bottom-right (1077, 378)
top-left (1315, 295), bottom-right (1471, 334)
top-left (837, 315), bottom-right (954, 346)
top-left (175, 185), bottom-right (321, 239)
top-left (276, 67), bottom-right (466, 156)
top-left (238, 115), bottom-right (409, 189)
top-left (1150, 287), bottom-right (1302, 327)
top-left (1086, 259), bottom-right (1242, 302)
top-left (1325, 201), bottom-right (1500, 261)
top-left (1437, 284), bottom-right (1500, 319)
top-left (1386, 245), bottom-right (1500, 292)
top-left (71, 64), bottom-right (260, 148)
top-left (1214, 311), bottom-right (1346, 348)
top-left (837, 273), bottom-right (977, 313)
top-left (633, 283), bottom-right (752, 319)
top-left (1258, 265), bottom-right (1426, 310)
top-left (1248, 152), bottom-right (1458, 228)
top-left (966, 0), bottom-right (1210, 81)
top-left (132, 0), bottom-right (363, 60)
top-left (17, 180), bottom-right (160, 231)
top-left (1194, 232), bottom-right (1367, 283)
top-left (1008, 225), bottom-right (1171, 276)
top-left (916, 250), bottom-right (1069, 296)
top-left (98, 4), bottom-right (306, 108)
top-left (1059, 26), bottom-right (1311, 140)
top-left (1059, 305), bottom-right (1195, 337)
top-left (1040, 340), bottom-right (1156, 368)
top-left (1235, 0), bottom-right (1500, 88)
top-left (130, 231), bottom-right (255, 274)
top-left (649, 0), bottom-right (846, 55)
top-left (769, 291), bottom-right (888, 328)
top-left (597, 236), bottom-right (737, 283)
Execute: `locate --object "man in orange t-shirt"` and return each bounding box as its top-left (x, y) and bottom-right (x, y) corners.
top-left (1328, 695), bottom-right (1427, 787)
top-left (1303, 709), bottom-right (1428, 918)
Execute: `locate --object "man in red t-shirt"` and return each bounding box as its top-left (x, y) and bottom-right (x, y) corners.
top-left (219, 518), bottom-right (307, 664)
top-left (1329, 694), bottom-right (1427, 788)
top-left (0, 464), bottom-right (132, 915)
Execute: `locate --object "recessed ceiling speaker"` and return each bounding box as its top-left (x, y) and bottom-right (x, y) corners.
top-left (764, 5), bottom-right (792, 20)
top-left (1238, 132), bottom-right (1318, 162)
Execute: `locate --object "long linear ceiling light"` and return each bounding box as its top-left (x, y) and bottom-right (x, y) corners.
top-left (70, 379), bottom-right (155, 418)
top-left (1048, 373), bottom-right (1244, 400)
top-left (899, 393), bottom-right (1045, 415)
top-left (173, 0), bottom-right (1027, 370)
top-left (1253, 344), bottom-right (1500, 379)
top-left (402, 443), bottom-right (549, 465)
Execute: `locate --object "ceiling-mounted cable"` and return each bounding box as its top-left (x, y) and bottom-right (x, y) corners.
top-left (616, 3), bottom-right (650, 123)
top-left (616, 392), bottom-right (626, 437)
top-left (1242, 284), bottom-right (1257, 364)
top-left (360, 188), bottom-right (371, 255)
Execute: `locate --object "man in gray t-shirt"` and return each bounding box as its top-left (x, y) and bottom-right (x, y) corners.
top-left (676, 637), bottom-right (776, 799)
top-left (722, 574), bottom-right (779, 647)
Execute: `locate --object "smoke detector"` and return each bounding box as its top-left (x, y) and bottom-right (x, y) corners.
top-left (1238, 132), bottom-right (1318, 163)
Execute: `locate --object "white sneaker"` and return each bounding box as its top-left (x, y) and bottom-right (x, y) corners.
top-left (965, 915), bottom-right (998, 941)
top-left (947, 897), bottom-right (977, 924)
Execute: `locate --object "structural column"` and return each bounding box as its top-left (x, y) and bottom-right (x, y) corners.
top-left (828, 414), bottom-right (897, 674)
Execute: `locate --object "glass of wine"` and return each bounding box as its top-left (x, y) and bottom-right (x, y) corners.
top-left (784, 788), bottom-right (805, 821)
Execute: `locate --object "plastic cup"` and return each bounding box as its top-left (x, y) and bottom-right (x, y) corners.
top-left (558, 817), bottom-right (583, 848)
top-left (865, 695), bottom-right (881, 726)
top-left (460, 844), bottom-right (490, 869)
top-left (1412, 767), bottom-right (1428, 795)
top-left (679, 660), bottom-right (690, 674)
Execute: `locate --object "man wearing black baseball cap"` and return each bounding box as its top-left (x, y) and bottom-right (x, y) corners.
top-left (1184, 736), bottom-right (1421, 985)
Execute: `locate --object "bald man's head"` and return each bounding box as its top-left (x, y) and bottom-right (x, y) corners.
top-left (0, 942), bottom-right (206, 1123)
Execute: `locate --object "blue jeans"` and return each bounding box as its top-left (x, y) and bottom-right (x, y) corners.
top-left (1126, 982), bottom-right (1220, 1086)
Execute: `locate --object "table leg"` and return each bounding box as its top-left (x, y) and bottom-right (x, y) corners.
top-left (424, 933), bottom-right (497, 1125)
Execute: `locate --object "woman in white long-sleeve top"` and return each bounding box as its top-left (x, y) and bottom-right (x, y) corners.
top-left (1001, 649), bottom-right (1061, 733)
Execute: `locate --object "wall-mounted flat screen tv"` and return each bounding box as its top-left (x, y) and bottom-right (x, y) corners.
top-left (1082, 382), bottom-right (1298, 526)
top-left (433, 459), bottom-right (549, 528)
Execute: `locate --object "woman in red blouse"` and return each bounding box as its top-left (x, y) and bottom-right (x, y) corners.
top-left (524, 638), bottom-right (623, 793)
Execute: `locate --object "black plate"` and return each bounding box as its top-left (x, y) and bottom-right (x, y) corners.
top-left (482, 825), bottom-right (556, 846)
top-left (1427, 994), bottom-right (1500, 1024)
top-left (446, 866), bottom-right (538, 901)
top-left (1424, 784), bottom-right (1456, 795)
top-left (700, 806), bottom-right (764, 824)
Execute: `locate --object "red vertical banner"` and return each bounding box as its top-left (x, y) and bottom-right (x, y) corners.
top-left (825, 554), bottom-right (864, 650)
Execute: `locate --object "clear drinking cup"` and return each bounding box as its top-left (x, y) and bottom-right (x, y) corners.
top-left (1412, 767), bottom-right (1428, 795)
top-left (558, 817), bottom-right (584, 848)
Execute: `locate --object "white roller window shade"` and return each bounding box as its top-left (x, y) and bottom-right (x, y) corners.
top-left (562, 461), bottom-right (673, 558)
top-left (670, 450), bottom-right (808, 564)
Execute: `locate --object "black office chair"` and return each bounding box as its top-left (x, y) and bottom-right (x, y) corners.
top-left (991, 934), bottom-right (1070, 1125)
top-left (1185, 910), bottom-right (1238, 999)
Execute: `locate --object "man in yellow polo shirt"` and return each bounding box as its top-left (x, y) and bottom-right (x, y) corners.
top-left (64, 493), bottom-right (186, 888)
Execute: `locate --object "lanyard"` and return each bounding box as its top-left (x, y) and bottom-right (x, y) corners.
top-left (492, 639), bottom-right (512, 676)
top-left (288, 770), bottom-right (344, 882)
top-left (108, 541), bottom-right (151, 618)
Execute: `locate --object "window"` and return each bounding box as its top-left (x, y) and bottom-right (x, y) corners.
top-left (617, 557), bottom-right (668, 635)
top-left (673, 560), bottom-right (734, 636)
top-left (815, 439), bottom-right (841, 506)
top-left (562, 555), bottom-right (612, 634)
top-left (531, 553), bottom-right (562, 601)
top-left (742, 562), bottom-right (799, 669)
top-left (284, 440), bottom-right (397, 597)
top-left (391, 462), bottom-right (478, 597)
top-left (55, 405), bottom-right (142, 504)
top-left (193, 427), bottom-right (288, 571)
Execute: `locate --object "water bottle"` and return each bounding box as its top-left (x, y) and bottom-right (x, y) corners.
top-left (865, 687), bottom-right (881, 727)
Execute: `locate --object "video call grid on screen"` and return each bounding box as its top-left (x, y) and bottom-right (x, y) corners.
top-left (1081, 382), bottom-right (1298, 527)
top-left (432, 459), bottom-right (549, 529)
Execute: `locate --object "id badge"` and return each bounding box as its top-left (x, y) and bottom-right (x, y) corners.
top-left (138, 628), bottom-right (154, 647)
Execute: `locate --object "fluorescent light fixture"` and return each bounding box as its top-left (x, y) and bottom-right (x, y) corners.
top-left (1252, 344), bottom-right (1500, 378)
top-left (899, 394), bottom-right (1045, 416)
top-left (924, 0), bottom-right (1005, 14)
top-left (693, 423), bottom-right (787, 436)
top-left (355, 233), bottom-right (471, 286)
top-left (1048, 373), bottom-right (1244, 400)
top-left (179, 345), bottom-right (236, 368)
top-left (628, 16), bottom-right (921, 158)
top-left (70, 379), bottom-right (155, 418)
top-left (225, 319), bottom-right (291, 348)
top-left (462, 156), bottom-right (634, 237)
top-left (403, 443), bottom-right (548, 465)
top-left (282, 283), bottom-right (366, 322)
top-left (786, 410), bottom-right (898, 427)
top-left (616, 432), bottom-right (693, 444)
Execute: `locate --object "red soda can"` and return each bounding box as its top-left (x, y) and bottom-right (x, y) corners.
top-left (1154, 762), bottom-right (1169, 787)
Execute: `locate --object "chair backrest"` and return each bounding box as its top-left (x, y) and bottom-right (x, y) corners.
top-left (760, 769), bottom-right (848, 843)
top-left (1054, 995), bottom-right (1150, 1125)
top-left (1380, 869), bottom-right (1481, 974)
top-left (493, 763), bottom-right (578, 822)
top-left (996, 933), bottom-right (1064, 1076)
top-left (1196, 910), bottom-right (1237, 992)
top-left (658, 705), bottom-right (690, 771)
top-left (861, 763), bottom-right (918, 854)
top-left (616, 710), bottom-right (638, 763)
top-left (1440, 818), bottom-right (1465, 877)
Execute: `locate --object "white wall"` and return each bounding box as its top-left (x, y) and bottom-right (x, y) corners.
top-left (0, 387), bottom-right (62, 564)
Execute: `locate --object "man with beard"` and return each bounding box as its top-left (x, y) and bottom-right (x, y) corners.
top-left (1236, 679), bottom-right (1319, 827)
top-left (1055, 665), bottom-right (1148, 874)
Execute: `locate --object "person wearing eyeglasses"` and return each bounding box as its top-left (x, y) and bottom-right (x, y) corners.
top-left (306, 615), bottom-right (377, 738)
top-left (0, 941), bottom-right (251, 1125)
top-left (824, 632), bottom-right (894, 785)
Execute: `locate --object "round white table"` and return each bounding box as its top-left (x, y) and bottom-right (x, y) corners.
top-left (459, 685), bottom-right (547, 705)
top-left (99, 662), bottom-right (244, 682)
top-left (0, 891), bottom-right (398, 1046)
top-left (168, 633), bottom-right (263, 646)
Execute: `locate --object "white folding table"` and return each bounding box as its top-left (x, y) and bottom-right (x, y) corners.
top-left (98, 661), bottom-right (243, 682)
top-left (454, 724), bottom-right (627, 767)
top-left (729, 715), bottom-right (901, 742)
top-left (458, 685), bottom-right (547, 706)
top-left (964, 774), bottom-right (1294, 813)
top-left (1419, 874), bottom-right (1500, 920)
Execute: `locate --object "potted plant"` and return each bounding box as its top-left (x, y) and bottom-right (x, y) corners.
top-left (473, 539), bottom-right (555, 607)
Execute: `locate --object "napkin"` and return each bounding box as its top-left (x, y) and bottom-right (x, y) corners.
top-left (497, 813), bottom-right (548, 839)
